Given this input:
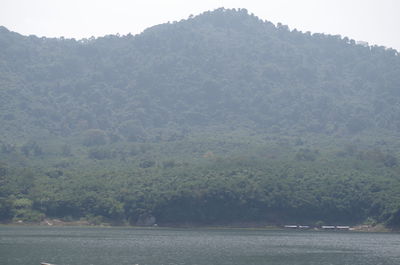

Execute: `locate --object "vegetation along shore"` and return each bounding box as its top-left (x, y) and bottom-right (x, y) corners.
top-left (1, 8), bottom-right (400, 230)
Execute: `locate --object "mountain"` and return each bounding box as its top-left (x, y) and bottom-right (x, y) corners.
top-left (1, 8), bottom-right (400, 228)
top-left (1, 8), bottom-right (400, 140)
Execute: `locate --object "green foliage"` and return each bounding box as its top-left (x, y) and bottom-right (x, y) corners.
top-left (118, 120), bottom-right (146, 142)
top-left (0, 9), bottom-right (399, 227)
top-left (13, 208), bottom-right (44, 222)
top-left (1, 143), bottom-right (16, 154)
top-left (386, 207), bottom-right (400, 228)
top-left (88, 147), bottom-right (114, 160)
top-left (0, 197), bottom-right (13, 220)
top-left (82, 129), bottom-right (107, 147)
top-left (11, 198), bottom-right (44, 222)
top-left (1, 9), bottom-right (399, 143)
top-left (0, 162), bottom-right (8, 177)
top-left (61, 144), bottom-right (72, 156)
top-left (295, 148), bottom-right (319, 161)
top-left (20, 141), bottom-right (43, 157)
top-left (13, 198), bottom-right (33, 208)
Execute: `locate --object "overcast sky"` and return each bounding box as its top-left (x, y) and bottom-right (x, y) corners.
top-left (1, 0), bottom-right (399, 50)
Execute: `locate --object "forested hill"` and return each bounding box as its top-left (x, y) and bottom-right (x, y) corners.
top-left (1, 8), bottom-right (400, 228)
top-left (1, 8), bottom-right (400, 140)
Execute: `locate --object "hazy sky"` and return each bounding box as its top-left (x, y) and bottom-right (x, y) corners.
top-left (1, 0), bottom-right (399, 50)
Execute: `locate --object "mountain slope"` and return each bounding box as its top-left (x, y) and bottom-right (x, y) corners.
top-left (1, 8), bottom-right (400, 142)
top-left (1, 8), bottom-right (400, 227)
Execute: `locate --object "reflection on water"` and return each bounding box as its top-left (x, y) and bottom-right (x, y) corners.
top-left (0, 226), bottom-right (399, 265)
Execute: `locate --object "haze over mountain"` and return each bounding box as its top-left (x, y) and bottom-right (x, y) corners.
top-left (1, 8), bottom-right (400, 228)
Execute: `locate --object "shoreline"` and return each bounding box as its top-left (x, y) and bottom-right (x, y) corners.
top-left (1, 219), bottom-right (396, 233)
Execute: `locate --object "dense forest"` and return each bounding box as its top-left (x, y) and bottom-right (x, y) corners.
top-left (1, 8), bottom-right (400, 228)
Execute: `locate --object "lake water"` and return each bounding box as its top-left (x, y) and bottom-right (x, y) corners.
top-left (0, 226), bottom-right (399, 265)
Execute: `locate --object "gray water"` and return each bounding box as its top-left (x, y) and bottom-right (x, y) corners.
top-left (0, 226), bottom-right (399, 265)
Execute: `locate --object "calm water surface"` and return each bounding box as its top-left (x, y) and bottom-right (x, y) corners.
top-left (0, 226), bottom-right (399, 265)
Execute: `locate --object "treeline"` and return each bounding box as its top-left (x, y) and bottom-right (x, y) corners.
top-left (1, 138), bottom-right (400, 228)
